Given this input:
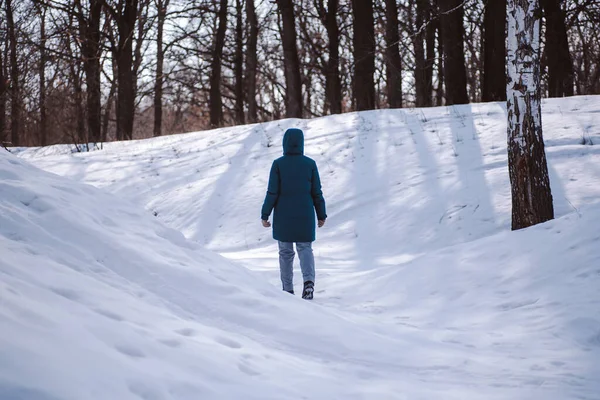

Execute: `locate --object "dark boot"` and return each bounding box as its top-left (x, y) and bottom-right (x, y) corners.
top-left (302, 281), bottom-right (314, 300)
top-left (284, 289), bottom-right (294, 295)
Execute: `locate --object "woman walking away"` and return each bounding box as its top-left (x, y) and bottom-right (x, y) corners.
top-left (261, 128), bottom-right (327, 300)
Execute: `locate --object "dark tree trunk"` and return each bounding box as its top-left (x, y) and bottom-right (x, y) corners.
top-left (6, 0), bottom-right (19, 146)
top-left (153, 0), bottom-right (168, 136)
top-left (65, 10), bottom-right (85, 144)
top-left (415, 0), bottom-right (434, 107)
top-left (384, 0), bottom-right (402, 108)
top-left (234, 0), bottom-right (245, 124)
top-left (133, 0), bottom-right (149, 99)
top-left (102, 82), bottom-right (116, 143)
top-left (76, 0), bottom-right (102, 144)
top-left (75, 74), bottom-right (86, 144)
top-left (482, 0), bottom-right (507, 102)
top-left (69, 57), bottom-right (86, 144)
top-left (438, 0), bottom-right (469, 105)
top-left (507, 0), bottom-right (554, 230)
top-left (209, 0), bottom-right (228, 127)
top-left (351, 0), bottom-right (375, 111)
top-left (38, 5), bottom-right (47, 146)
top-left (435, 13), bottom-right (444, 107)
top-left (327, 0), bottom-right (341, 114)
top-left (112, 0), bottom-right (138, 140)
top-left (317, 0), bottom-right (341, 115)
top-left (103, 31), bottom-right (118, 142)
top-left (245, 0), bottom-right (258, 123)
top-left (424, 1), bottom-right (435, 107)
top-left (0, 46), bottom-right (5, 143)
top-left (277, 0), bottom-right (303, 118)
top-left (541, 0), bottom-right (574, 97)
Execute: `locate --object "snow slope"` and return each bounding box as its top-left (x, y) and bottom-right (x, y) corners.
top-left (5, 95), bottom-right (600, 399)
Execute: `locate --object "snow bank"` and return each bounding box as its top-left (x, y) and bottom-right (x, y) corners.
top-left (5, 95), bottom-right (600, 399)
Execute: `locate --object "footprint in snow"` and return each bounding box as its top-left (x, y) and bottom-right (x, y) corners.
top-left (158, 338), bottom-right (181, 348)
top-left (93, 308), bottom-right (124, 322)
top-left (49, 287), bottom-right (81, 302)
top-left (215, 336), bottom-right (242, 349)
top-left (115, 344), bottom-right (145, 359)
top-left (127, 381), bottom-right (162, 400)
top-left (238, 362), bottom-right (260, 376)
top-left (175, 327), bottom-right (196, 337)
top-left (497, 298), bottom-right (539, 311)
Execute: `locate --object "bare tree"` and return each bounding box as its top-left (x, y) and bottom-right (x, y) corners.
top-left (316, 0), bottom-right (341, 114)
top-left (439, 0), bottom-right (469, 105)
top-left (6, 0), bottom-right (599, 145)
top-left (507, 0), bottom-right (554, 230)
top-left (153, 0), bottom-right (169, 136)
top-left (0, 33), bottom-right (5, 143)
top-left (541, 0), bottom-right (574, 97)
top-left (433, 5), bottom-right (445, 106)
top-left (384, 0), bottom-right (402, 108)
top-left (209, 0), bottom-right (228, 127)
top-left (104, 0), bottom-right (139, 140)
top-left (351, 0), bottom-right (375, 111)
top-left (414, 0), bottom-right (434, 107)
top-left (277, 0), bottom-right (303, 118)
top-left (35, 2), bottom-right (48, 146)
top-left (234, 0), bottom-right (245, 124)
top-left (6, 0), bottom-right (19, 146)
top-left (482, 0), bottom-right (506, 102)
top-left (73, 0), bottom-right (103, 144)
top-left (245, 0), bottom-right (258, 123)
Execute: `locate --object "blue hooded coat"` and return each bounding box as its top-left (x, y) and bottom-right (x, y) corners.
top-left (261, 128), bottom-right (327, 243)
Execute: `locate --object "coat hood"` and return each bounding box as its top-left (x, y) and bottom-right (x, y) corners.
top-left (283, 128), bottom-right (304, 155)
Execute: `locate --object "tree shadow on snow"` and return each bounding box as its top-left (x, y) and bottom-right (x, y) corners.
top-left (0, 384), bottom-right (61, 400)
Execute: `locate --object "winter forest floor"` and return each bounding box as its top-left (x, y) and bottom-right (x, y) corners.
top-left (3, 96), bottom-right (600, 399)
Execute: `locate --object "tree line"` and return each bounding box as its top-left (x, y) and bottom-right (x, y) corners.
top-left (1, 0), bottom-right (599, 146)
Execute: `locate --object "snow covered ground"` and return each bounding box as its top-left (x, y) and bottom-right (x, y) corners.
top-left (4, 96), bottom-right (600, 399)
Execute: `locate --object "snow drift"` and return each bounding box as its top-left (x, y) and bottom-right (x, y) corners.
top-left (4, 95), bottom-right (600, 399)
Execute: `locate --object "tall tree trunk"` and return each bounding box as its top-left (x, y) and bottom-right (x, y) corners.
top-left (76, 0), bottom-right (102, 144)
top-left (424, 1), bottom-right (435, 107)
top-left (277, 0), bottom-right (303, 118)
top-left (209, 0), bottom-right (228, 127)
top-left (541, 0), bottom-right (574, 97)
top-left (0, 45), bottom-right (5, 143)
top-left (317, 0), bottom-right (341, 115)
top-left (482, 0), bottom-right (507, 102)
top-left (133, 0), bottom-right (149, 100)
top-left (507, 0), bottom-right (554, 230)
top-left (65, 10), bottom-right (85, 145)
top-left (327, 0), bottom-right (341, 114)
top-left (415, 0), bottom-right (432, 107)
top-left (68, 57), bottom-right (86, 144)
top-left (75, 72), bottom-right (86, 145)
top-left (6, 0), bottom-right (19, 146)
top-left (245, 0), bottom-right (258, 123)
top-left (384, 0), bottom-right (402, 108)
top-left (103, 81), bottom-right (116, 143)
top-left (435, 13), bottom-right (444, 107)
top-left (234, 0), bottom-right (245, 124)
top-left (351, 0), bottom-right (375, 111)
top-left (38, 4), bottom-right (47, 146)
top-left (114, 0), bottom-right (138, 140)
top-left (438, 0), bottom-right (469, 105)
top-left (153, 0), bottom-right (169, 136)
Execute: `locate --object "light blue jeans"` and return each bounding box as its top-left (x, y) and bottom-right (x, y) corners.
top-left (278, 241), bottom-right (315, 292)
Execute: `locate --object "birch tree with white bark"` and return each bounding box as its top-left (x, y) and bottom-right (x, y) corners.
top-left (506, 0), bottom-right (554, 230)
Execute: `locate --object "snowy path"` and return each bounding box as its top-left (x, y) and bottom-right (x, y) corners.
top-left (6, 96), bottom-right (600, 399)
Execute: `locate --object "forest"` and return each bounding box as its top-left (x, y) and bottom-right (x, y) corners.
top-left (0, 0), bottom-right (598, 146)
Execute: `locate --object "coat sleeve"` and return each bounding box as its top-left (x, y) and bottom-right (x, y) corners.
top-left (261, 161), bottom-right (280, 220)
top-left (311, 162), bottom-right (327, 221)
